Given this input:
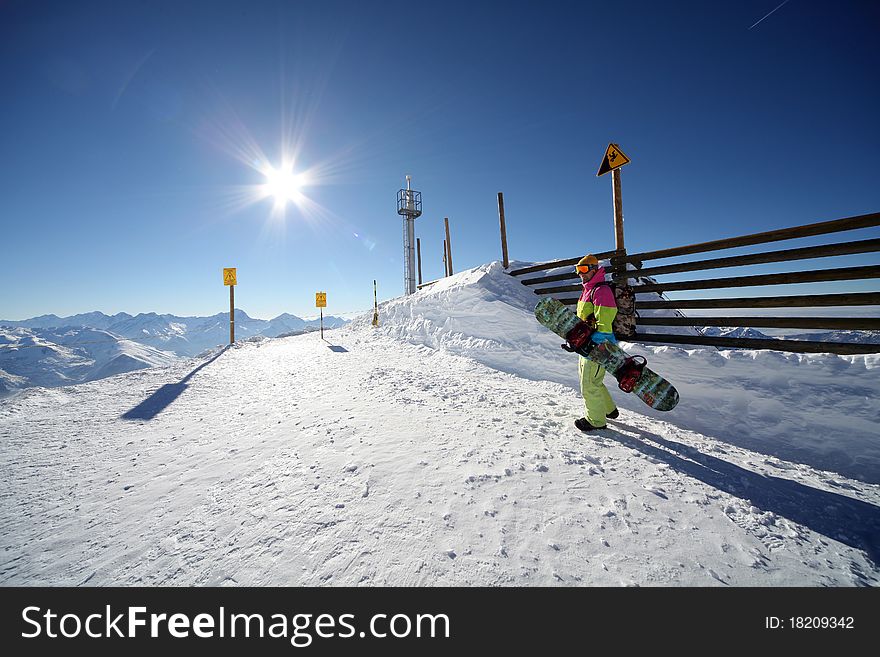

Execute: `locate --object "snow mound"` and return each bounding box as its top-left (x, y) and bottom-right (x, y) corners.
top-left (349, 262), bottom-right (556, 381)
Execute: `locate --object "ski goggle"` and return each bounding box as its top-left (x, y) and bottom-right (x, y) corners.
top-left (575, 264), bottom-right (598, 273)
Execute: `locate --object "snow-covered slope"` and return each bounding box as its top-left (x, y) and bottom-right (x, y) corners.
top-left (1, 262), bottom-right (877, 586)
top-left (0, 326), bottom-right (178, 393)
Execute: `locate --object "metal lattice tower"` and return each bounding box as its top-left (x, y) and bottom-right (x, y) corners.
top-left (397, 175), bottom-right (422, 295)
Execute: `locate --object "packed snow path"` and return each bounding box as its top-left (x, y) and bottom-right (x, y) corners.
top-left (2, 330), bottom-right (878, 586)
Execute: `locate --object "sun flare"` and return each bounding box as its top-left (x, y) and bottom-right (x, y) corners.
top-left (261, 163), bottom-right (307, 206)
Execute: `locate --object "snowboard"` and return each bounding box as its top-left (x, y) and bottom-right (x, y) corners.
top-left (535, 297), bottom-right (679, 411)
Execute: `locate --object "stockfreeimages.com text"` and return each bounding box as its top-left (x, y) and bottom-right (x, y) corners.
top-left (21, 606), bottom-right (450, 647)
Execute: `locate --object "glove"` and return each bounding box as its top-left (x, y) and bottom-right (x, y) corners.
top-left (590, 331), bottom-right (618, 345)
top-left (561, 343), bottom-right (575, 352)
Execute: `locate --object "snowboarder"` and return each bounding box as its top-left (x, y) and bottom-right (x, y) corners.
top-left (572, 254), bottom-right (620, 431)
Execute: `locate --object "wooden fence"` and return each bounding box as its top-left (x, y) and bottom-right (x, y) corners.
top-left (509, 212), bottom-right (880, 355)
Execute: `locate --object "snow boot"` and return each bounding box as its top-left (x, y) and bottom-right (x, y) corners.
top-left (575, 417), bottom-right (606, 432)
top-left (607, 408), bottom-right (620, 420)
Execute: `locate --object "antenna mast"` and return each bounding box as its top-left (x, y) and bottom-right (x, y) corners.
top-left (396, 175), bottom-right (422, 295)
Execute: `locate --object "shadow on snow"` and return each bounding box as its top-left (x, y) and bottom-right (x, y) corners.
top-left (607, 422), bottom-right (880, 569)
top-left (121, 346), bottom-right (230, 421)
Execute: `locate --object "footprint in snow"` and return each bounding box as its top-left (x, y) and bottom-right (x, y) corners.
top-left (645, 486), bottom-right (668, 499)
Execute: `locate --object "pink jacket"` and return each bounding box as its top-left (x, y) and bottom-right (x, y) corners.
top-left (577, 267), bottom-right (617, 334)
top-left (579, 267), bottom-right (615, 306)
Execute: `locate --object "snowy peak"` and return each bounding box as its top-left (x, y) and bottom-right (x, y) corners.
top-left (303, 315), bottom-right (349, 330)
top-left (700, 326), bottom-right (773, 340)
top-left (267, 313), bottom-right (307, 333)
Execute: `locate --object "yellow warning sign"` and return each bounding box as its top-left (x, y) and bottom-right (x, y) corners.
top-left (596, 143), bottom-right (631, 177)
top-left (223, 268), bottom-right (237, 286)
top-left (315, 292), bottom-right (327, 308)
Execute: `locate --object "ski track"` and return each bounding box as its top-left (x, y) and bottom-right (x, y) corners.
top-left (1, 330), bottom-right (878, 587)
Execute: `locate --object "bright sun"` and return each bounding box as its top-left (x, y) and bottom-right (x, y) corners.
top-left (261, 163), bottom-right (306, 206)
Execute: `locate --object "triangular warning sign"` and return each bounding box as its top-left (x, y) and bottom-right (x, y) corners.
top-left (596, 143), bottom-right (631, 177)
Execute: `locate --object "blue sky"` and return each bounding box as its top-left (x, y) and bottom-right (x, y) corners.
top-left (1, 0), bottom-right (878, 320)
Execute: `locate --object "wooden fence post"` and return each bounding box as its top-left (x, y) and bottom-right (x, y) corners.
top-left (498, 192), bottom-right (509, 268)
top-left (444, 217), bottom-right (453, 275)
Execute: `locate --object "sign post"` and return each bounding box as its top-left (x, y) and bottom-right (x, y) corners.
top-left (223, 268), bottom-right (237, 344)
top-left (612, 168), bottom-right (624, 251)
top-left (315, 291), bottom-right (327, 340)
top-left (596, 143), bottom-right (631, 252)
top-left (372, 280), bottom-right (379, 327)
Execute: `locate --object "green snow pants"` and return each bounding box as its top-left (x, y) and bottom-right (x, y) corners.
top-left (578, 355), bottom-right (616, 427)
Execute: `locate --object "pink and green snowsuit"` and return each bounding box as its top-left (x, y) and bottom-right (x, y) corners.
top-left (576, 267), bottom-right (618, 426)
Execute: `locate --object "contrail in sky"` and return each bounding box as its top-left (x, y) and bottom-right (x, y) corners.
top-left (748, 0), bottom-right (791, 30)
top-left (112, 49), bottom-right (156, 111)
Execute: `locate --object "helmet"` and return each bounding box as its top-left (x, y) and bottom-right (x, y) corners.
top-left (575, 254), bottom-right (599, 273)
top-left (577, 254), bottom-right (599, 268)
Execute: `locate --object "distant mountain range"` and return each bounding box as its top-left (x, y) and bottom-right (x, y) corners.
top-left (0, 326), bottom-right (178, 395)
top-left (699, 325), bottom-right (880, 345)
top-left (0, 310), bottom-right (350, 395)
top-left (698, 326), bottom-right (776, 340)
top-left (1, 310), bottom-right (349, 355)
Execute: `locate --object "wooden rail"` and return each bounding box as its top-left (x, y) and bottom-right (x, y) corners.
top-left (511, 211), bottom-right (879, 354)
top-left (635, 292), bottom-right (880, 309)
top-left (520, 265), bottom-right (625, 286)
top-left (622, 212), bottom-right (880, 264)
top-left (631, 265), bottom-right (880, 294)
top-left (613, 238), bottom-right (880, 280)
top-left (633, 333), bottom-right (880, 355)
top-left (637, 317), bottom-right (880, 330)
top-left (508, 249), bottom-right (623, 277)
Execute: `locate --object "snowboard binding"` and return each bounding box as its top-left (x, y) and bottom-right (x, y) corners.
top-left (561, 317), bottom-right (596, 352)
top-left (615, 355), bottom-right (647, 393)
